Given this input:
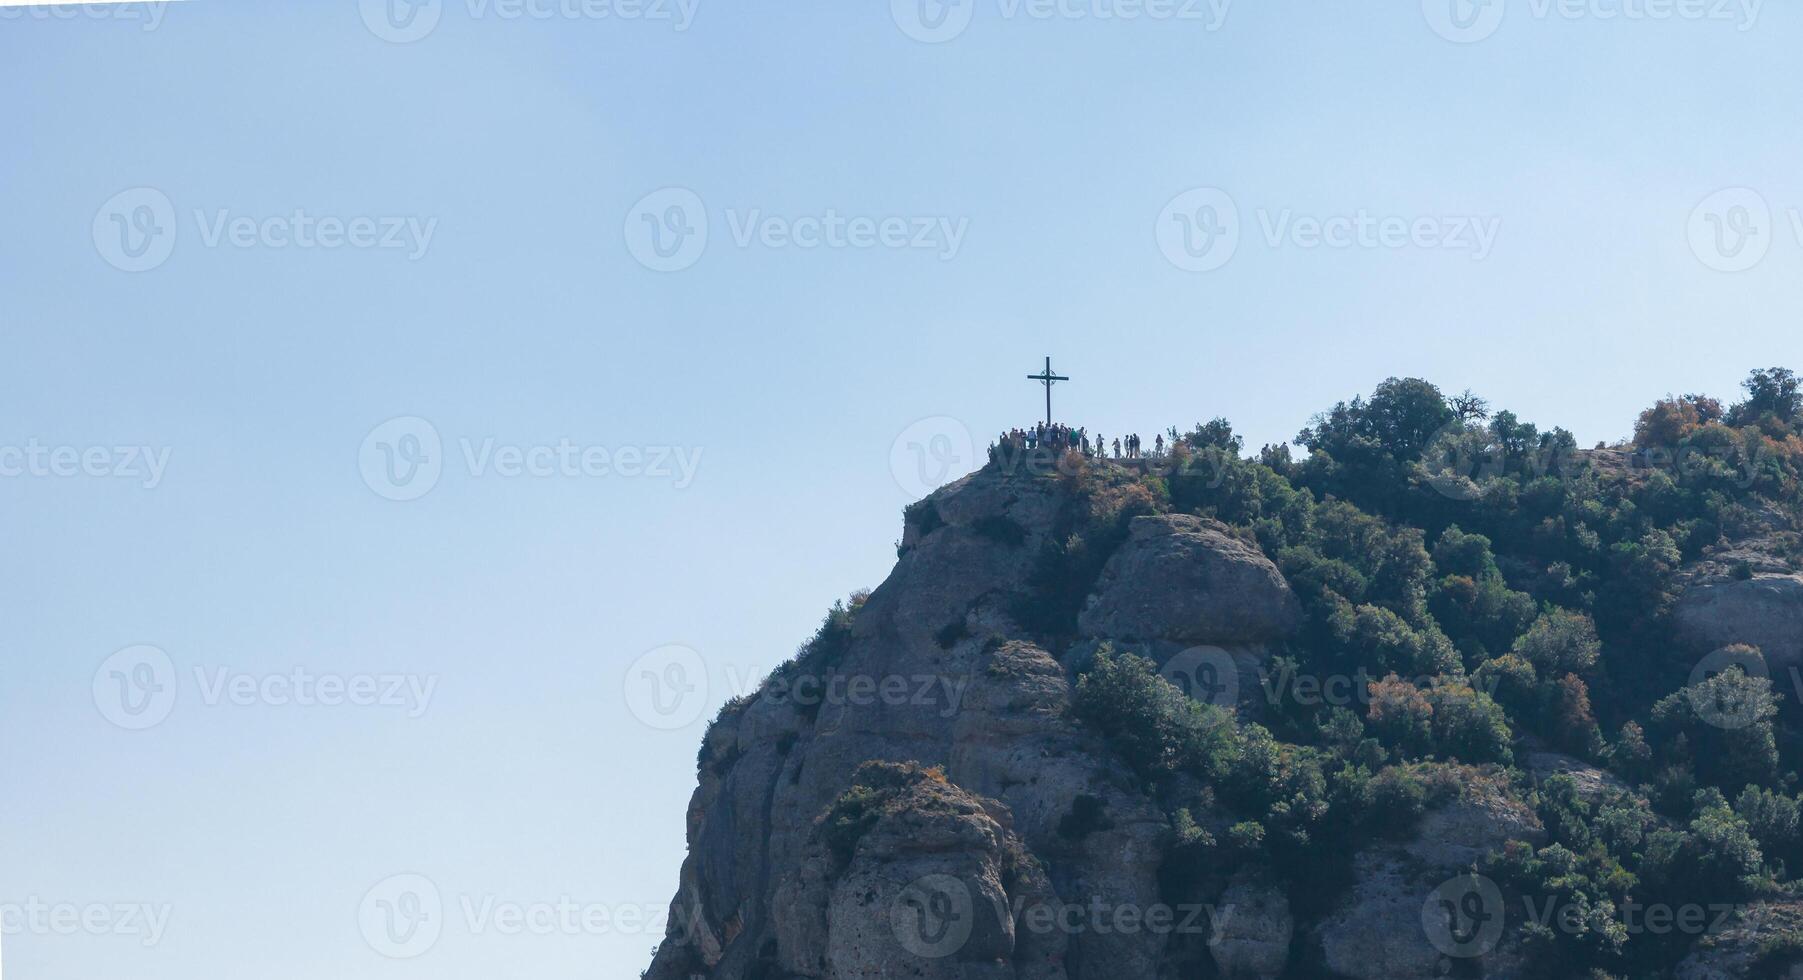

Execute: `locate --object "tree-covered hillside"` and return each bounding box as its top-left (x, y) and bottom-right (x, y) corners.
top-left (1043, 367), bottom-right (1803, 976)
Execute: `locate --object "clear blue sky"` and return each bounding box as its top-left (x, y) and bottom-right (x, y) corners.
top-left (3, 1), bottom-right (1801, 977)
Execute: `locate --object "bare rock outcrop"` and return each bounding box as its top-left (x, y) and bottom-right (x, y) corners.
top-left (1209, 871), bottom-right (1293, 980)
top-left (1314, 767), bottom-right (1545, 980)
top-left (1078, 514), bottom-right (1301, 646)
top-left (1675, 901), bottom-right (1803, 980)
top-left (648, 467), bottom-right (1079, 980)
top-left (1674, 516), bottom-right (1803, 667)
top-left (1675, 572), bottom-right (1803, 668)
top-left (1524, 749), bottom-right (1633, 806)
top-left (947, 640), bottom-right (1172, 979)
top-left (773, 762), bottom-right (1068, 980)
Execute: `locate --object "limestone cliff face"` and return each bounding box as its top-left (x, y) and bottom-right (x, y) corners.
top-left (1313, 767), bottom-right (1546, 980)
top-left (647, 463), bottom-right (1178, 980)
top-left (1675, 572), bottom-right (1803, 668)
top-left (642, 461), bottom-right (1540, 980)
top-left (1673, 509), bottom-right (1803, 667)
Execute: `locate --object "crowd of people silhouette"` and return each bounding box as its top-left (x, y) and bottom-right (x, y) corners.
top-left (994, 423), bottom-right (1165, 459)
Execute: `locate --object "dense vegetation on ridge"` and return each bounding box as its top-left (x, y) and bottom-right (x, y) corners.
top-left (723, 368), bottom-right (1803, 979)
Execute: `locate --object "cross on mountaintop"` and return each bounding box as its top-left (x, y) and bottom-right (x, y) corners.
top-left (1026, 356), bottom-right (1068, 427)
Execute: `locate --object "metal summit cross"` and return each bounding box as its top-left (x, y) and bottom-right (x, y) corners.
top-left (1026, 356), bottom-right (1069, 427)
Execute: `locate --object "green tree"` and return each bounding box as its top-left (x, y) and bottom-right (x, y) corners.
top-left (1512, 609), bottom-right (1602, 674)
top-left (1730, 367), bottom-right (1802, 428)
top-left (1298, 377), bottom-right (1455, 462)
top-left (1649, 666), bottom-right (1780, 792)
top-left (1073, 648), bottom-right (1237, 782)
top-left (1432, 525), bottom-right (1498, 579)
top-left (1425, 681), bottom-right (1514, 763)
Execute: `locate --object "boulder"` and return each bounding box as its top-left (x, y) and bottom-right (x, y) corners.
top-left (1674, 572), bottom-right (1803, 668)
top-left (771, 762), bottom-right (1069, 980)
top-left (1078, 514), bottom-right (1301, 646)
